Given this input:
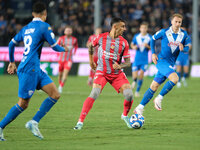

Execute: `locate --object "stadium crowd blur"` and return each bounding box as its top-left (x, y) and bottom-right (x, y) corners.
top-left (0, 0), bottom-right (197, 47)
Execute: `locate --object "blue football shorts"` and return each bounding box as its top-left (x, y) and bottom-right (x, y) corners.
top-left (176, 53), bottom-right (189, 66)
top-left (153, 59), bottom-right (175, 84)
top-left (17, 69), bottom-right (52, 99)
top-left (132, 63), bottom-right (148, 72)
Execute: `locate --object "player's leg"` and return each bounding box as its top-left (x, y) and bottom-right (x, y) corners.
top-left (74, 71), bottom-right (107, 130)
top-left (154, 72), bottom-right (178, 111)
top-left (58, 61), bottom-right (72, 93)
top-left (0, 98), bottom-right (30, 141)
top-left (87, 69), bottom-right (95, 86)
top-left (58, 62), bottom-right (64, 93)
top-left (182, 65), bottom-right (189, 87)
top-left (25, 70), bottom-right (58, 139)
top-left (131, 63), bottom-right (138, 89)
top-left (111, 72), bottom-right (133, 128)
top-left (134, 80), bottom-right (160, 115)
top-left (176, 65), bottom-right (182, 88)
top-left (0, 71), bottom-right (35, 141)
top-left (135, 69), bottom-right (145, 97)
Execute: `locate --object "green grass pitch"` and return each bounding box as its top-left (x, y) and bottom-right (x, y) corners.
top-left (0, 75), bottom-right (200, 150)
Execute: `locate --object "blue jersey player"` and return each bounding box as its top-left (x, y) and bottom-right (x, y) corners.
top-left (0, 2), bottom-right (67, 141)
top-left (176, 30), bottom-right (192, 88)
top-left (131, 22), bottom-right (151, 97)
top-left (133, 13), bottom-right (190, 115)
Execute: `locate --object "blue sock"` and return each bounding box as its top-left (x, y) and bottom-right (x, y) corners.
top-left (140, 88), bottom-right (155, 106)
top-left (183, 73), bottom-right (188, 78)
top-left (0, 104), bottom-right (24, 129)
top-left (32, 97), bottom-right (57, 123)
top-left (136, 79), bottom-right (143, 92)
top-left (160, 81), bottom-right (176, 96)
top-left (177, 72), bottom-right (181, 82)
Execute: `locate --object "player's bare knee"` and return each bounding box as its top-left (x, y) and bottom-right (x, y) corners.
top-left (18, 99), bottom-right (29, 109)
top-left (50, 91), bottom-right (60, 100)
top-left (89, 88), bottom-right (101, 100)
top-left (150, 83), bottom-right (159, 91)
top-left (123, 89), bottom-right (133, 102)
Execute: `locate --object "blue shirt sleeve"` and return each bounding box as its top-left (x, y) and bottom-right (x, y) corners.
top-left (8, 29), bottom-right (24, 62)
top-left (151, 29), bottom-right (164, 54)
top-left (132, 35), bottom-right (137, 45)
top-left (43, 24), bottom-right (65, 52)
top-left (182, 34), bottom-right (191, 53)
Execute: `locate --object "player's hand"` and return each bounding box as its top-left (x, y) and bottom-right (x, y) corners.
top-left (131, 45), bottom-right (138, 50)
top-left (64, 45), bottom-right (68, 52)
top-left (144, 43), bottom-right (150, 48)
top-left (7, 62), bottom-right (17, 74)
top-left (113, 62), bottom-right (121, 70)
top-left (90, 61), bottom-right (96, 71)
top-left (152, 54), bottom-right (158, 65)
top-left (179, 43), bottom-right (184, 51)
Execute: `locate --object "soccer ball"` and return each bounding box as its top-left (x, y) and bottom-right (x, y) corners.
top-left (129, 114), bottom-right (144, 129)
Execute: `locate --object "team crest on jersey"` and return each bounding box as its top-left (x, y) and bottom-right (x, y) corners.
top-left (111, 45), bottom-right (115, 49)
top-left (28, 90), bottom-right (34, 96)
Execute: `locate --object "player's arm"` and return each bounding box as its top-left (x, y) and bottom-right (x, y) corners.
top-left (151, 30), bottom-right (163, 64)
top-left (144, 43), bottom-right (150, 49)
top-left (113, 57), bottom-right (131, 70)
top-left (44, 25), bottom-right (67, 52)
top-left (130, 42), bottom-right (138, 50)
top-left (130, 36), bottom-right (138, 50)
top-left (88, 42), bottom-right (96, 70)
top-left (7, 29), bottom-right (24, 74)
top-left (7, 40), bottom-right (17, 74)
top-left (73, 38), bottom-right (78, 54)
top-left (179, 35), bottom-right (192, 52)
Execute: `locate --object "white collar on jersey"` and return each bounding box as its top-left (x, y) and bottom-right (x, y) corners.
top-left (169, 26), bottom-right (181, 34)
top-left (32, 17), bottom-right (43, 22)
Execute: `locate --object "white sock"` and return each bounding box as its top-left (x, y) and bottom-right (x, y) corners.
top-left (137, 104), bottom-right (144, 109)
top-left (158, 94), bottom-right (163, 100)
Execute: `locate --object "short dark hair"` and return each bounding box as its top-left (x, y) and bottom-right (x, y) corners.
top-left (32, 2), bottom-right (46, 13)
top-left (140, 22), bottom-right (149, 27)
top-left (110, 17), bottom-right (125, 27)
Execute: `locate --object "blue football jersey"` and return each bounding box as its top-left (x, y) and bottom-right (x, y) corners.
top-left (11, 18), bottom-right (64, 72)
top-left (132, 33), bottom-right (151, 65)
top-left (151, 26), bottom-right (190, 66)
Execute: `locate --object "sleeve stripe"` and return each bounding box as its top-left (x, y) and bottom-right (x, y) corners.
top-left (51, 42), bottom-right (57, 48)
top-left (12, 39), bottom-right (18, 44)
top-left (152, 36), bottom-right (155, 40)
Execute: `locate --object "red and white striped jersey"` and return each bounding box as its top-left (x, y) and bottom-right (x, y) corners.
top-left (57, 35), bottom-right (78, 62)
top-left (87, 34), bottom-right (98, 58)
top-left (92, 32), bottom-right (130, 74)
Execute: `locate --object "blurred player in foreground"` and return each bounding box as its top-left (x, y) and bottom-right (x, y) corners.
top-left (134, 13), bottom-right (191, 115)
top-left (57, 26), bottom-right (78, 93)
top-left (74, 18), bottom-right (133, 130)
top-left (87, 27), bottom-right (102, 86)
top-left (176, 27), bottom-right (192, 88)
top-left (0, 2), bottom-right (67, 141)
top-left (131, 22), bottom-right (151, 97)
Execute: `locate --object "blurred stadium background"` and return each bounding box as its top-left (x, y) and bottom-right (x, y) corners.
top-left (0, 0), bottom-right (199, 77)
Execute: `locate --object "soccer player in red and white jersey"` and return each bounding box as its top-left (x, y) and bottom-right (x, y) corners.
top-left (86, 27), bottom-right (102, 86)
top-left (57, 26), bottom-right (78, 93)
top-left (74, 18), bottom-right (134, 130)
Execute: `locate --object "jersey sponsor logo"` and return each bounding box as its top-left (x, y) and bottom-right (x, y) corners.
top-left (168, 41), bottom-right (180, 47)
top-left (24, 28), bottom-right (35, 34)
top-left (103, 51), bottom-right (118, 59)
